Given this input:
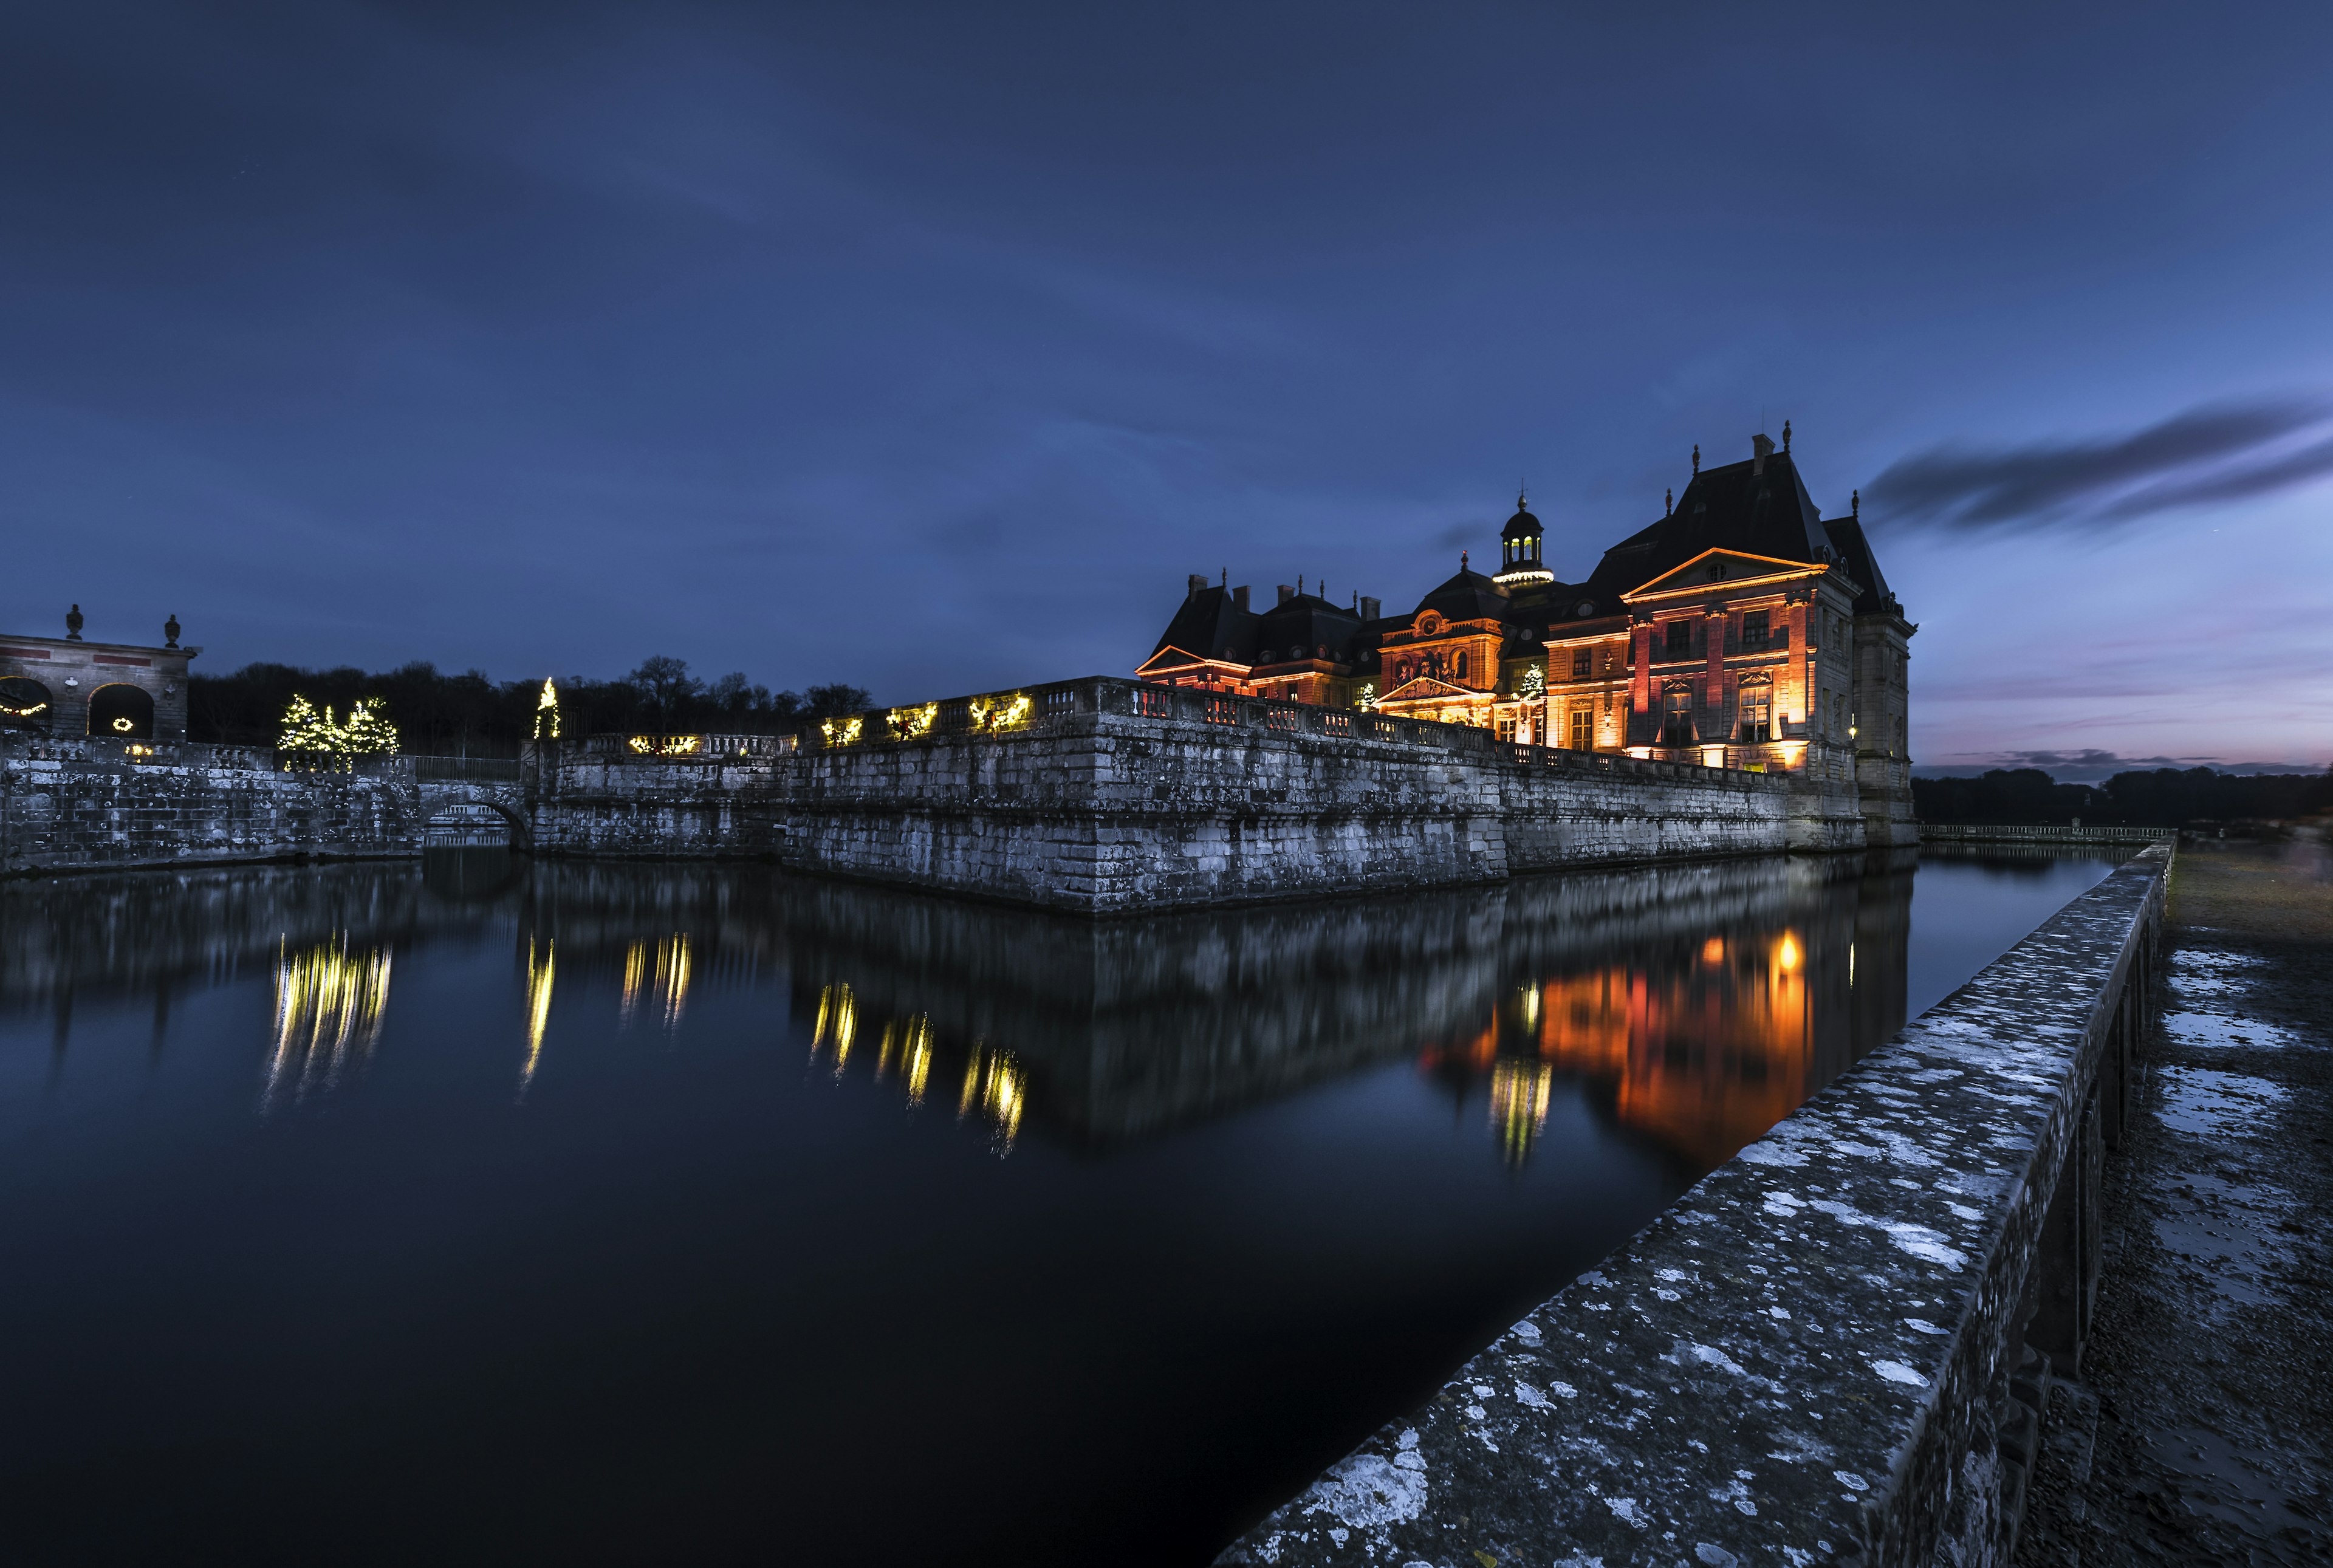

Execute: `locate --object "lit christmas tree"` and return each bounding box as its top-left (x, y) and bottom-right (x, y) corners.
top-left (340, 697), bottom-right (399, 755)
top-left (278, 694), bottom-right (339, 753)
top-left (533, 678), bottom-right (561, 741)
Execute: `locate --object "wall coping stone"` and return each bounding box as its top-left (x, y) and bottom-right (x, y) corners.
top-left (1219, 844), bottom-right (2171, 1568)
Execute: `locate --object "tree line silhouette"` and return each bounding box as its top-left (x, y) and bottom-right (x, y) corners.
top-left (1912, 766), bottom-right (2333, 827)
top-left (190, 657), bottom-right (872, 756)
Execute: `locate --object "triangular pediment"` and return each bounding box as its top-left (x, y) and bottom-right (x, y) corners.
top-left (1137, 645), bottom-right (1225, 674)
top-left (1379, 676), bottom-right (1482, 702)
top-left (1625, 548), bottom-right (1817, 600)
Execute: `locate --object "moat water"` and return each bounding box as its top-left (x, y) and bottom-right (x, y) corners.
top-left (0, 850), bottom-right (2117, 1565)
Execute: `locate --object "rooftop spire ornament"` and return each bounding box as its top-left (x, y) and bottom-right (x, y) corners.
top-left (163, 614), bottom-right (180, 648)
top-left (1461, 549), bottom-right (1469, 572)
top-left (1852, 488), bottom-right (1860, 518)
top-left (65, 603), bottom-right (83, 641)
top-left (1691, 443), bottom-right (1700, 474)
top-left (1665, 487), bottom-right (1673, 516)
top-left (1782, 419), bottom-right (1792, 452)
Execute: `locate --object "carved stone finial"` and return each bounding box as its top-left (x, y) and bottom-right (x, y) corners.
top-left (1783, 419), bottom-right (1792, 452)
top-left (1852, 488), bottom-right (1860, 517)
top-left (1691, 444), bottom-right (1700, 474)
top-left (164, 614), bottom-right (180, 649)
top-left (65, 603), bottom-right (83, 641)
top-left (1665, 487), bottom-right (1673, 516)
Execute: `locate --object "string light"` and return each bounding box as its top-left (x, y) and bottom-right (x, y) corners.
top-left (967, 693), bottom-right (1031, 732)
top-left (820, 716), bottom-right (864, 747)
top-left (277, 693), bottom-right (399, 758)
top-left (888, 702), bottom-right (939, 739)
top-left (534, 678), bottom-right (561, 741)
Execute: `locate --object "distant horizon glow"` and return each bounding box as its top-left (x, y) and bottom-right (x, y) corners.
top-left (3, 4), bottom-right (2328, 773)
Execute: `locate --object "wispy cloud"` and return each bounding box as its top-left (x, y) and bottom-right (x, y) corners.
top-left (1868, 395), bottom-right (2333, 528)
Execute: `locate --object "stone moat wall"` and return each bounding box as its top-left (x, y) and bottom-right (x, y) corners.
top-left (0, 738), bottom-right (422, 876)
top-left (10, 679), bottom-right (1906, 905)
top-left (1220, 843), bottom-right (2170, 1568)
top-left (535, 677), bottom-right (1891, 912)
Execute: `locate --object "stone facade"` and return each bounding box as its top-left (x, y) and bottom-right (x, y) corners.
top-left (0, 624), bottom-right (198, 742)
top-left (1139, 432), bottom-right (1920, 848)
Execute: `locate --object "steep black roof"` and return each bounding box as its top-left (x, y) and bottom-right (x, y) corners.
top-left (1151, 584), bottom-right (1261, 663)
top-left (1253, 594), bottom-right (1368, 666)
top-left (1412, 566), bottom-right (1512, 623)
top-left (1583, 448), bottom-right (1839, 600)
top-left (1822, 509), bottom-right (1897, 615)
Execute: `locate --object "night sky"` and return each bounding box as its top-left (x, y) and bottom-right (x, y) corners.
top-left (5, 2), bottom-right (2329, 776)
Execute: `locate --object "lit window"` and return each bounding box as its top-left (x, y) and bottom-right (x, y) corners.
top-left (1659, 685), bottom-right (1694, 746)
top-left (1569, 707), bottom-right (1593, 750)
top-left (1737, 683), bottom-right (1772, 743)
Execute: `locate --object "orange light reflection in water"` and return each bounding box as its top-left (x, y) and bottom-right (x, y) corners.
top-left (1420, 927), bottom-right (1816, 1169)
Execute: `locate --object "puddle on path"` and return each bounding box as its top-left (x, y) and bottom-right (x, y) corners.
top-left (2154, 1067), bottom-right (2289, 1136)
top-left (2149, 1173), bottom-right (2299, 1309)
top-left (2160, 1010), bottom-right (2301, 1050)
top-left (2148, 1424), bottom-right (2324, 1544)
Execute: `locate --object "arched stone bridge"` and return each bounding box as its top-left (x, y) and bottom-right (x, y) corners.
top-left (417, 778), bottom-right (533, 850)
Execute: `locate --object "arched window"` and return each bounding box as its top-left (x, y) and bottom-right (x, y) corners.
top-left (1454, 652), bottom-right (1468, 679)
top-left (87, 683), bottom-right (155, 739)
top-left (0, 676), bottom-right (52, 733)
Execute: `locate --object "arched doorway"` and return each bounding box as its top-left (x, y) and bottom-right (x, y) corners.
top-left (87, 683), bottom-right (155, 739)
top-left (0, 676), bottom-right (52, 733)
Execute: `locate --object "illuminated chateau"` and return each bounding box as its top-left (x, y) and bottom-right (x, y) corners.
top-left (1139, 428), bottom-right (1913, 800)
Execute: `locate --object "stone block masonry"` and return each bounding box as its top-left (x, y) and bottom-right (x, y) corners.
top-left (1218, 843), bottom-right (2170, 1568)
top-left (535, 677), bottom-right (1877, 912)
top-left (2, 738), bottom-right (422, 875)
top-left (12, 677), bottom-right (1889, 900)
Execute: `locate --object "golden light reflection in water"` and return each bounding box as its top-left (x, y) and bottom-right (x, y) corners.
top-left (814, 982), bottom-right (858, 1071)
top-left (958, 1042), bottom-right (1026, 1153)
top-left (519, 938), bottom-right (554, 1097)
top-left (810, 987), bottom-right (1017, 1152)
top-left (261, 934), bottom-right (392, 1111)
top-left (619, 934), bottom-right (692, 1031)
top-left (1489, 1058), bottom-right (1553, 1168)
top-left (877, 1015), bottom-right (935, 1106)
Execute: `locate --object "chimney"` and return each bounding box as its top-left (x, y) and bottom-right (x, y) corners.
top-left (1277, 583), bottom-right (1296, 606)
top-left (1187, 573), bottom-right (1208, 597)
top-left (1752, 432), bottom-right (1775, 474)
top-left (1232, 584), bottom-right (1250, 611)
top-left (1359, 595), bottom-right (1381, 621)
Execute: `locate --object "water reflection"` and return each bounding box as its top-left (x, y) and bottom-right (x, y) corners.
top-left (521, 937), bottom-right (555, 1098)
top-left (1, 851), bottom-right (1942, 1166)
top-left (809, 985), bottom-right (1023, 1152)
top-left (262, 934), bottom-right (393, 1111)
top-left (618, 934), bottom-right (692, 1032)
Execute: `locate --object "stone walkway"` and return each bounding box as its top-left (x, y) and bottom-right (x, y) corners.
top-left (2016, 837), bottom-right (2332, 1567)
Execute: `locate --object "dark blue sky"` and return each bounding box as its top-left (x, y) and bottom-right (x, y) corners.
top-left (5, 2), bottom-right (2329, 773)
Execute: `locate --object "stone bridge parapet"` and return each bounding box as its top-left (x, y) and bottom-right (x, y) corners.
top-left (1219, 844), bottom-right (2170, 1568)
